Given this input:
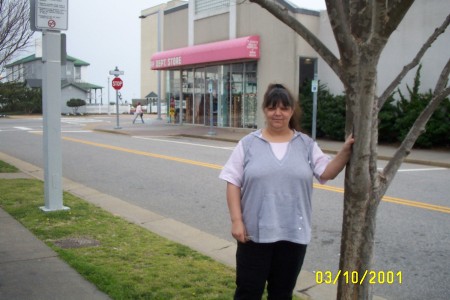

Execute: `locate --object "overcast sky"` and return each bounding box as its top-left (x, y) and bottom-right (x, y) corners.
top-left (28, 0), bottom-right (325, 103)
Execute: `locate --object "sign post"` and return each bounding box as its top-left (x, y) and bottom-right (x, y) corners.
top-left (30, 0), bottom-right (69, 212)
top-left (109, 66), bottom-right (124, 129)
top-left (311, 73), bottom-right (319, 140)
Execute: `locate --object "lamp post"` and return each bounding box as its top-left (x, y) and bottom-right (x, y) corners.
top-left (139, 9), bottom-right (162, 120)
top-left (107, 77), bottom-right (110, 115)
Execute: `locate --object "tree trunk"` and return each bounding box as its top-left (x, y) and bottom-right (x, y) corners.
top-left (337, 60), bottom-right (381, 299)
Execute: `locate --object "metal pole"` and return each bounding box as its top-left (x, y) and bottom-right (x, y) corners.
top-left (41, 30), bottom-right (69, 212)
top-left (208, 79), bottom-right (215, 135)
top-left (312, 72), bottom-right (317, 140)
top-left (157, 10), bottom-right (162, 120)
top-left (115, 89), bottom-right (121, 129)
top-left (107, 77), bottom-right (110, 115)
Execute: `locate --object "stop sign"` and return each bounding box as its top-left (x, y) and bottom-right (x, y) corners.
top-left (112, 77), bottom-right (123, 90)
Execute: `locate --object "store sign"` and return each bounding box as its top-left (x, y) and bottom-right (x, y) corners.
top-left (153, 56), bottom-right (182, 69)
top-left (151, 36), bottom-right (260, 70)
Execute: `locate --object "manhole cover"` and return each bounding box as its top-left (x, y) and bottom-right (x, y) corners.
top-left (54, 237), bottom-right (100, 249)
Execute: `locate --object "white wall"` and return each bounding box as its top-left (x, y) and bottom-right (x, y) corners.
top-left (317, 0), bottom-right (450, 96)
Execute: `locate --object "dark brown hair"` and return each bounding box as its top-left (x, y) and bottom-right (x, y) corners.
top-left (262, 83), bottom-right (302, 131)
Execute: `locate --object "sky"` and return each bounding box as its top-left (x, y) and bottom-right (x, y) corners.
top-left (26, 0), bottom-right (326, 104)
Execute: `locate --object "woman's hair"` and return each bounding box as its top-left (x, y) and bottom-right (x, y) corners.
top-left (262, 83), bottom-right (302, 131)
top-left (137, 102), bottom-right (141, 105)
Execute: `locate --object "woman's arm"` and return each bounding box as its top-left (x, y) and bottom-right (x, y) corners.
top-left (320, 134), bottom-right (354, 181)
top-left (226, 182), bottom-right (247, 243)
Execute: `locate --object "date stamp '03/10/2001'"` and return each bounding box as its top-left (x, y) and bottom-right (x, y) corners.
top-left (315, 270), bottom-right (403, 285)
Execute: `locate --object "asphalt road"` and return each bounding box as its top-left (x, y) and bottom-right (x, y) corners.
top-left (1, 116), bottom-right (449, 300)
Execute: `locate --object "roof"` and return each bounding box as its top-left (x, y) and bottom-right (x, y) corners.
top-left (25, 79), bottom-right (103, 91)
top-left (5, 54), bottom-right (90, 68)
top-left (145, 91), bottom-right (158, 98)
top-left (71, 82), bottom-right (103, 90)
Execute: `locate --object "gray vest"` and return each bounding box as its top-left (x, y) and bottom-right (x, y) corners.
top-left (241, 130), bottom-right (314, 244)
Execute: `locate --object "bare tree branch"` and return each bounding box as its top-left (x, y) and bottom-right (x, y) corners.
top-left (380, 0), bottom-right (415, 38)
top-left (0, 0), bottom-right (34, 71)
top-left (379, 58), bottom-right (450, 195)
top-left (378, 13), bottom-right (450, 109)
top-left (248, 0), bottom-right (345, 83)
top-left (324, 0), bottom-right (354, 65)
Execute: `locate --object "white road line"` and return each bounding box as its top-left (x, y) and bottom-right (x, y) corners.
top-left (14, 126), bottom-right (33, 131)
top-left (397, 167), bottom-right (448, 172)
top-left (29, 130), bottom-right (92, 133)
top-left (133, 136), bottom-right (235, 150)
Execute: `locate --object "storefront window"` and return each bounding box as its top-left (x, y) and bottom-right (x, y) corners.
top-left (166, 61), bottom-right (257, 128)
top-left (244, 62), bottom-right (257, 128)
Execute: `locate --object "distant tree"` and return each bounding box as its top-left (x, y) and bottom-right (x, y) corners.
top-left (66, 98), bottom-right (86, 114)
top-left (0, 82), bottom-right (41, 113)
top-left (248, 1), bottom-right (449, 299)
top-left (0, 0), bottom-right (34, 73)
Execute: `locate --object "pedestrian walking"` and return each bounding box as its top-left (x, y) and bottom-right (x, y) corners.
top-left (132, 102), bottom-right (144, 124)
top-left (219, 83), bottom-right (354, 299)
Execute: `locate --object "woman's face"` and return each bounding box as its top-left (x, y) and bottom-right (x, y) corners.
top-left (263, 102), bottom-right (294, 130)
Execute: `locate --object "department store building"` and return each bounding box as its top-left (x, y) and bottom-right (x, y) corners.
top-left (140, 0), bottom-right (449, 129)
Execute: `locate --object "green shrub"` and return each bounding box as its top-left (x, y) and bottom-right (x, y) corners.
top-left (298, 66), bottom-right (450, 148)
top-left (66, 98), bottom-right (86, 114)
top-left (299, 80), bottom-right (344, 140)
top-left (378, 95), bottom-right (398, 144)
top-left (0, 82), bottom-right (42, 114)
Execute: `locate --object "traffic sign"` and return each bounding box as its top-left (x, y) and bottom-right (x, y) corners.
top-left (31, 0), bottom-right (69, 31)
top-left (112, 77), bottom-right (123, 90)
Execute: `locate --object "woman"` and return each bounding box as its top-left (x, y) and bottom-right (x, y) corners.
top-left (132, 102), bottom-right (144, 124)
top-left (219, 83), bottom-right (354, 299)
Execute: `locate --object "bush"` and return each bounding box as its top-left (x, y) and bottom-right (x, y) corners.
top-left (299, 80), bottom-right (345, 140)
top-left (394, 66), bottom-right (450, 148)
top-left (298, 66), bottom-right (450, 148)
top-left (0, 82), bottom-right (42, 114)
top-left (66, 98), bottom-right (86, 114)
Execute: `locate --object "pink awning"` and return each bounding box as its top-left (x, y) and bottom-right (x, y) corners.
top-left (151, 35), bottom-right (260, 70)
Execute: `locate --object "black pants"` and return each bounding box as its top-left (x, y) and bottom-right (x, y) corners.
top-left (234, 241), bottom-right (307, 300)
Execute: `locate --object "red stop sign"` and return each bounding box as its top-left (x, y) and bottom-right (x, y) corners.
top-left (112, 77), bottom-right (123, 90)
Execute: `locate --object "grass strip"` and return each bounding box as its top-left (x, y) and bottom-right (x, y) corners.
top-left (0, 178), bottom-right (237, 299)
top-left (0, 160), bottom-right (19, 173)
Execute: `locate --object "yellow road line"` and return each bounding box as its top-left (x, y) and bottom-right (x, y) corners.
top-left (62, 136), bottom-right (223, 170)
top-left (64, 136), bottom-right (450, 214)
top-left (313, 183), bottom-right (450, 214)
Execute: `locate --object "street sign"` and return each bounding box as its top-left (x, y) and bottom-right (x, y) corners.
top-left (32, 0), bottom-right (69, 31)
top-left (311, 79), bottom-right (318, 93)
top-left (109, 69), bottom-right (124, 77)
top-left (112, 77), bottom-right (123, 90)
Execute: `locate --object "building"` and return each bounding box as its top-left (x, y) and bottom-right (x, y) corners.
top-left (140, 0), bottom-right (449, 129)
top-left (5, 39), bottom-right (103, 114)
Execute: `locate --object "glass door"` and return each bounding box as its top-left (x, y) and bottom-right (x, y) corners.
top-left (182, 69), bottom-right (194, 124)
top-left (194, 68), bottom-right (205, 125)
top-left (231, 64), bottom-right (243, 127)
top-left (205, 66), bottom-right (219, 126)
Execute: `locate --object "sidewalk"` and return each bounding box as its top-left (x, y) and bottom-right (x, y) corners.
top-left (1, 117), bottom-right (448, 299)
